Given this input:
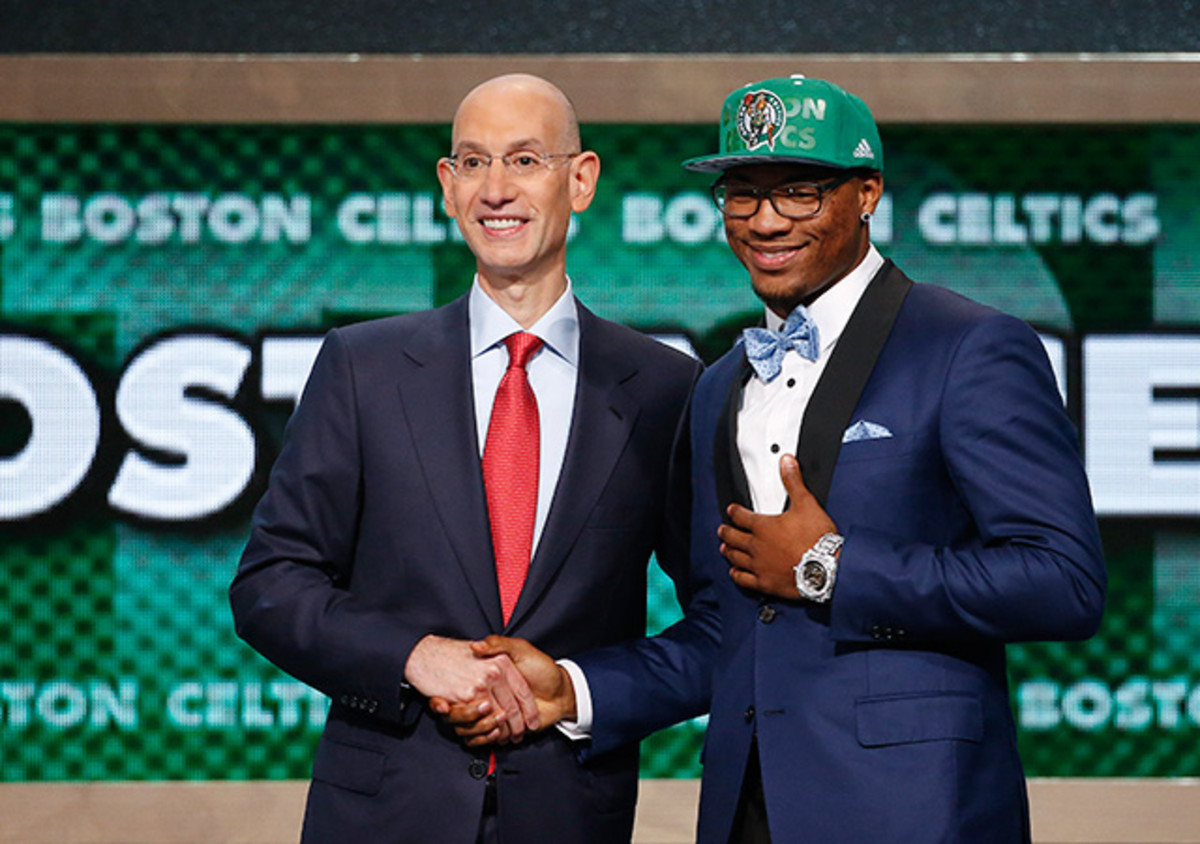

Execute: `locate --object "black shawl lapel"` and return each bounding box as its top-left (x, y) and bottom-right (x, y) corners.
top-left (714, 357), bottom-right (755, 522)
top-left (795, 260), bottom-right (913, 506)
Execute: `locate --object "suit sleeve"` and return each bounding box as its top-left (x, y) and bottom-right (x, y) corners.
top-left (574, 362), bottom-right (723, 757)
top-left (229, 328), bottom-right (424, 725)
top-left (830, 313), bottom-right (1106, 645)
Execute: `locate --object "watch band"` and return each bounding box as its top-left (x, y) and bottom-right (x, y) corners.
top-left (812, 533), bottom-right (844, 558)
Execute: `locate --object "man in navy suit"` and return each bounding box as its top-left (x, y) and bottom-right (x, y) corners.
top-left (457, 76), bottom-right (1106, 842)
top-left (229, 73), bottom-right (700, 843)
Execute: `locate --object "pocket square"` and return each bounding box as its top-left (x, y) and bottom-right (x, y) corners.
top-left (842, 420), bottom-right (893, 443)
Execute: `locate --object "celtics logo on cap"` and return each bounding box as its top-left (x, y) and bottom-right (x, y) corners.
top-left (736, 89), bottom-right (787, 152)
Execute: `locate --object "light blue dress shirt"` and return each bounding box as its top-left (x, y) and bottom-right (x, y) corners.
top-left (469, 279), bottom-right (579, 554)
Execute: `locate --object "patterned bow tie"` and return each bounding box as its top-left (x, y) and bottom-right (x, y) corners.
top-left (742, 306), bottom-right (821, 382)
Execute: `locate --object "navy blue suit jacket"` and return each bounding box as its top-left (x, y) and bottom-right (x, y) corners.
top-left (230, 294), bottom-right (700, 843)
top-left (578, 263), bottom-right (1105, 843)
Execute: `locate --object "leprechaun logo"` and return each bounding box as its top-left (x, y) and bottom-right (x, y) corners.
top-left (737, 89), bottom-right (787, 152)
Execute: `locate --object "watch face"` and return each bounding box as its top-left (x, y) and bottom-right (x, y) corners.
top-left (802, 560), bottom-right (828, 591)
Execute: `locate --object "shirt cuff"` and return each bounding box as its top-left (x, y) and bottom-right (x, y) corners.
top-left (554, 658), bottom-right (593, 740)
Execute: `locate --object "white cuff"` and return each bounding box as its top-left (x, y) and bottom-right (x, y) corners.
top-left (554, 658), bottom-right (593, 740)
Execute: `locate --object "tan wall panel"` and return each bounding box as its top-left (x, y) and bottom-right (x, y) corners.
top-left (0, 781), bottom-right (308, 844)
top-left (1028, 777), bottom-right (1200, 844)
top-left (1, 54), bottom-right (1198, 124)
top-left (2, 779), bottom-right (1199, 843)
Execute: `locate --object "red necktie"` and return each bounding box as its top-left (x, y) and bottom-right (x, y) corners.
top-left (483, 331), bottom-right (543, 624)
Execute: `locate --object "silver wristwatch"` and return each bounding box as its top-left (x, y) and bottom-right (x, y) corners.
top-left (794, 533), bottom-right (843, 603)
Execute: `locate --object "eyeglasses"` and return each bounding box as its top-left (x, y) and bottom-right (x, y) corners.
top-left (443, 150), bottom-right (580, 180)
top-left (711, 173), bottom-right (856, 220)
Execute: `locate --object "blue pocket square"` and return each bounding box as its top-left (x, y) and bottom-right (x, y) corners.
top-left (842, 420), bottom-right (894, 443)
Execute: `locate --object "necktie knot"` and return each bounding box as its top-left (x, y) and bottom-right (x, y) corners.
top-left (505, 331), bottom-right (543, 370)
top-left (742, 305), bottom-right (820, 383)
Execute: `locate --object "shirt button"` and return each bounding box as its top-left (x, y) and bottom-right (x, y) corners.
top-left (770, 443), bottom-right (780, 454)
top-left (469, 758), bottom-right (488, 779)
top-left (744, 706), bottom-right (756, 723)
top-left (758, 605), bottom-right (776, 624)
top-left (786, 378), bottom-right (796, 388)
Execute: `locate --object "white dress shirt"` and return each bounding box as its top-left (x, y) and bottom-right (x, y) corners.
top-left (563, 245), bottom-right (885, 737)
top-left (469, 278), bottom-right (579, 553)
top-left (738, 245), bottom-right (883, 513)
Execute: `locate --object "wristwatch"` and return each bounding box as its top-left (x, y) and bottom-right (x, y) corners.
top-left (794, 533), bottom-right (843, 603)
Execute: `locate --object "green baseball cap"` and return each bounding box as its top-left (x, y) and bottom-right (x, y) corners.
top-left (683, 75), bottom-right (883, 173)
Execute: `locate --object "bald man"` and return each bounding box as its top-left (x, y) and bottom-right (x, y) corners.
top-left (230, 74), bottom-right (701, 842)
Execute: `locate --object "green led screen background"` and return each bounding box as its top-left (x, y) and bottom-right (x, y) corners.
top-left (2, 122), bottom-right (1199, 781)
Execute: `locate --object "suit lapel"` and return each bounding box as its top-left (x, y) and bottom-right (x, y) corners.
top-left (796, 260), bottom-right (913, 506)
top-left (506, 306), bottom-right (638, 630)
top-left (393, 296), bottom-right (504, 629)
top-left (714, 356), bottom-right (754, 522)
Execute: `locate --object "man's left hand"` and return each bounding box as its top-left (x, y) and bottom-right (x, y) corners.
top-left (719, 454), bottom-right (838, 599)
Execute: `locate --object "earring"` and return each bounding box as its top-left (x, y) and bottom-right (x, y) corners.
top-left (860, 211), bottom-right (872, 223)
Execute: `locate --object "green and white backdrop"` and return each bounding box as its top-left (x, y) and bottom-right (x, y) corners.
top-left (2, 121), bottom-right (1199, 782)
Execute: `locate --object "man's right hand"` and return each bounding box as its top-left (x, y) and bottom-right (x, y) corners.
top-left (430, 636), bottom-right (577, 747)
top-left (404, 634), bottom-right (540, 743)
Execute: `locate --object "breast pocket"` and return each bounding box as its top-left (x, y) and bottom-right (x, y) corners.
top-left (836, 432), bottom-right (921, 464)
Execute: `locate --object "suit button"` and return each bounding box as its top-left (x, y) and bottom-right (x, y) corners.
top-left (744, 706), bottom-right (755, 723)
top-left (469, 758), bottom-right (488, 779)
top-left (758, 605), bottom-right (776, 624)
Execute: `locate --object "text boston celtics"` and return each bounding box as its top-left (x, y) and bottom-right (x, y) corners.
top-left (0, 189), bottom-right (1160, 246)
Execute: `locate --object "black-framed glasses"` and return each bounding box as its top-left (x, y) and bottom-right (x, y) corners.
top-left (711, 172), bottom-right (856, 220)
top-left (443, 150), bottom-right (579, 180)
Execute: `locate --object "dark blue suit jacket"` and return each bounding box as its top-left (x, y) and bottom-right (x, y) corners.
top-left (230, 294), bottom-right (700, 843)
top-left (578, 263), bottom-right (1105, 843)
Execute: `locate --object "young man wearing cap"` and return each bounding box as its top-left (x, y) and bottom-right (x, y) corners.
top-left (451, 76), bottom-right (1106, 843)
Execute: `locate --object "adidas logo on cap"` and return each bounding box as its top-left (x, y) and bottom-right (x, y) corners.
top-left (853, 139), bottom-right (874, 160)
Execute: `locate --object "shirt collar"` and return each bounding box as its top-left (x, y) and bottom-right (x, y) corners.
top-left (763, 244), bottom-right (885, 353)
top-left (469, 276), bottom-right (580, 368)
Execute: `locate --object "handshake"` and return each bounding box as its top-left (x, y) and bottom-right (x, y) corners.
top-left (404, 633), bottom-right (576, 746)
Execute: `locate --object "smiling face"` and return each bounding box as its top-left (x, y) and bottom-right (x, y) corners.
top-left (720, 162), bottom-right (883, 317)
top-left (437, 75), bottom-right (600, 299)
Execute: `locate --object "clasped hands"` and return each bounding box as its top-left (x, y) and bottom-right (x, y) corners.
top-left (409, 634), bottom-right (576, 747)
top-left (417, 455), bottom-right (835, 747)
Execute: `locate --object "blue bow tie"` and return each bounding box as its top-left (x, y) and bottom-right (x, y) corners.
top-left (742, 306), bottom-right (821, 383)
